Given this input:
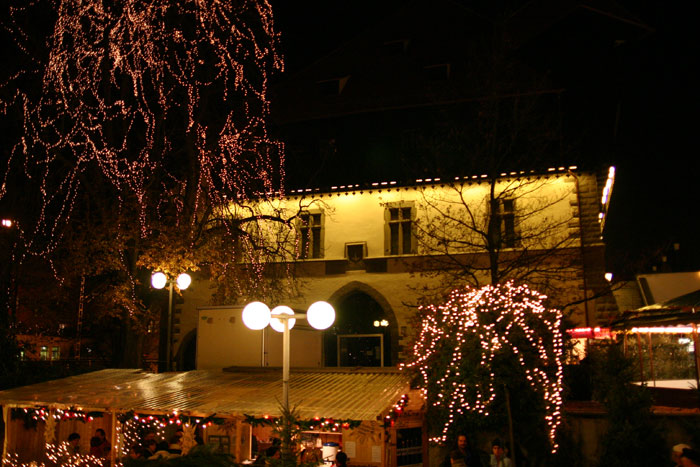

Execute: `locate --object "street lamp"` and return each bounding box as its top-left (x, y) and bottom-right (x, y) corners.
top-left (151, 271), bottom-right (192, 371)
top-left (242, 301), bottom-right (335, 410)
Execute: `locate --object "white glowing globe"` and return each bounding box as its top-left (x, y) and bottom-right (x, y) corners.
top-left (151, 272), bottom-right (167, 289)
top-left (270, 306), bottom-right (296, 333)
top-left (306, 301), bottom-right (335, 330)
top-left (242, 302), bottom-right (271, 330)
top-left (176, 273), bottom-right (192, 290)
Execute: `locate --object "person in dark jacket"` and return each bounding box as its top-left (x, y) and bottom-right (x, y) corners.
top-left (442, 434), bottom-right (482, 467)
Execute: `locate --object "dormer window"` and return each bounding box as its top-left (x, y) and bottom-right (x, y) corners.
top-left (423, 63), bottom-right (451, 81)
top-left (316, 76), bottom-right (351, 96)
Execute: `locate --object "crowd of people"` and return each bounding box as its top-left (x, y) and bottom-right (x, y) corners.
top-left (439, 434), bottom-right (700, 467)
top-left (124, 428), bottom-right (205, 461)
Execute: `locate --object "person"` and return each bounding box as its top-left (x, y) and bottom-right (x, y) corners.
top-left (443, 434), bottom-right (481, 467)
top-left (90, 436), bottom-right (103, 457)
top-left (168, 429), bottom-right (184, 454)
top-left (682, 448), bottom-right (700, 467)
top-left (489, 439), bottom-right (512, 467)
top-left (151, 441), bottom-right (176, 460)
top-left (335, 451), bottom-right (348, 467)
top-left (253, 445), bottom-right (281, 465)
top-left (674, 444), bottom-right (693, 467)
top-left (127, 444), bottom-right (142, 460)
top-left (141, 439), bottom-right (157, 458)
top-left (93, 428), bottom-right (111, 458)
top-left (143, 431), bottom-right (157, 443)
top-left (67, 433), bottom-right (81, 455)
top-left (265, 446), bottom-right (281, 465)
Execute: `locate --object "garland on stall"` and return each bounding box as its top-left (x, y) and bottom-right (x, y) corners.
top-left (382, 393), bottom-right (409, 428)
top-left (116, 410), bottom-right (225, 427)
top-left (244, 414), bottom-right (362, 432)
top-left (11, 407), bottom-right (103, 429)
top-left (244, 394), bottom-right (410, 432)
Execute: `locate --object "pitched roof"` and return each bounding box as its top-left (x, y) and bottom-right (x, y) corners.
top-left (0, 368), bottom-right (413, 420)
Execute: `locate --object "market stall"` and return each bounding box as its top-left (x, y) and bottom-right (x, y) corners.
top-left (610, 288), bottom-right (700, 390)
top-left (0, 367), bottom-right (424, 466)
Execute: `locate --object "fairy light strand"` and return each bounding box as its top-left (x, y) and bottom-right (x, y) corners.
top-left (1, 0), bottom-right (284, 257)
top-left (401, 281), bottom-right (564, 452)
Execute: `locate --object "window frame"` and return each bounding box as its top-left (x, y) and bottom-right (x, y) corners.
top-left (384, 202), bottom-right (416, 256)
top-left (493, 198), bottom-right (520, 249)
top-left (297, 210), bottom-right (324, 259)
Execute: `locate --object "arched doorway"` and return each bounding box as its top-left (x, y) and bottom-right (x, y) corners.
top-left (325, 282), bottom-right (397, 367)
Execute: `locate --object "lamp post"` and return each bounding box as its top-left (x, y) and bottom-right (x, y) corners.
top-left (151, 272), bottom-right (192, 371)
top-left (242, 301), bottom-right (335, 410)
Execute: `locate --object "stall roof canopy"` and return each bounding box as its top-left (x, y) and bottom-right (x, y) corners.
top-left (611, 289), bottom-right (700, 329)
top-left (0, 368), bottom-right (413, 420)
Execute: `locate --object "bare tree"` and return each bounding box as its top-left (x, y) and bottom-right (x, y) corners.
top-left (402, 23), bottom-right (587, 309)
top-left (414, 172), bottom-right (580, 303)
top-left (0, 0), bottom-right (308, 366)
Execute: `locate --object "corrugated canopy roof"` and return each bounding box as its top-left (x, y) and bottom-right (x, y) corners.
top-left (611, 289), bottom-right (700, 329)
top-left (0, 368), bottom-right (412, 420)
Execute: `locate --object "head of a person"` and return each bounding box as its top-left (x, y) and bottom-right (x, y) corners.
top-left (675, 445), bottom-right (693, 464)
top-left (90, 436), bottom-right (102, 448)
top-left (144, 431), bottom-right (156, 442)
top-left (68, 433), bottom-right (80, 445)
top-left (492, 439), bottom-right (504, 457)
top-left (682, 448), bottom-right (700, 467)
top-left (146, 439), bottom-right (157, 451)
top-left (336, 451), bottom-right (348, 466)
top-left (457, 435), bottom-right (468, 451)
top-left (95, 428), bottom-right (106, 440)
top-left (129, 444), bottom-right (141, 459)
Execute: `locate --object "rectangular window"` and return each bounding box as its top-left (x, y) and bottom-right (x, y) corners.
top-left (51, 346), bottom-right (60, 360)
top-left (386, 205), bottom-right (414, 255)
top-left (40, 346), bottom-right (48, 361)
top-left (494, 198), bottom-right (519, 248)
top-left (298, 212), bottom-right (323, 259)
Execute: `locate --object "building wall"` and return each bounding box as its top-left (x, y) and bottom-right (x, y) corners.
top-left (174, 170), bottom-right (613, 368)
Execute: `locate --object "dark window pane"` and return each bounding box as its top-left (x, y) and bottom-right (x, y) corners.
top-left (503, 199), bottom-right (515, 213)
top-left (504, 214), bottom-right (516, 247)
top-left (312, 227), bottom-right (321, 258)
top-left (390, 223), bottom-right (399, 255)
top-left (312, 213), bottom-right (321, 226)
top-left (390, 208), bottom-right (399, 221)
top-left (300, 229), bottom-right (309, 259)
top-left (402, 221), bottom-right (412, 253)
top-left (401, 207), bottom-right (411, 220)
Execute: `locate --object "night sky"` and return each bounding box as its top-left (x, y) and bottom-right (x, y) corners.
top-left (270, 0), bottom-right (700, 278)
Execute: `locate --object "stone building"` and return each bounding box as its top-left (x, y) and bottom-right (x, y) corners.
top-left (169, 0), bottom-right (646, 369)
top-left (173, 166), bottom-right (616, 370)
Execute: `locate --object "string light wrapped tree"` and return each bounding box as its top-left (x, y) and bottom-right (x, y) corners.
top-left (402, 281), bottom-right (565, 463)
top-left (0, 0), bottom-right (304, 365)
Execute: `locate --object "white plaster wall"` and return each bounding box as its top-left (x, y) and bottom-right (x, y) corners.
top-left (174, 172), bottom-right (594, 363)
